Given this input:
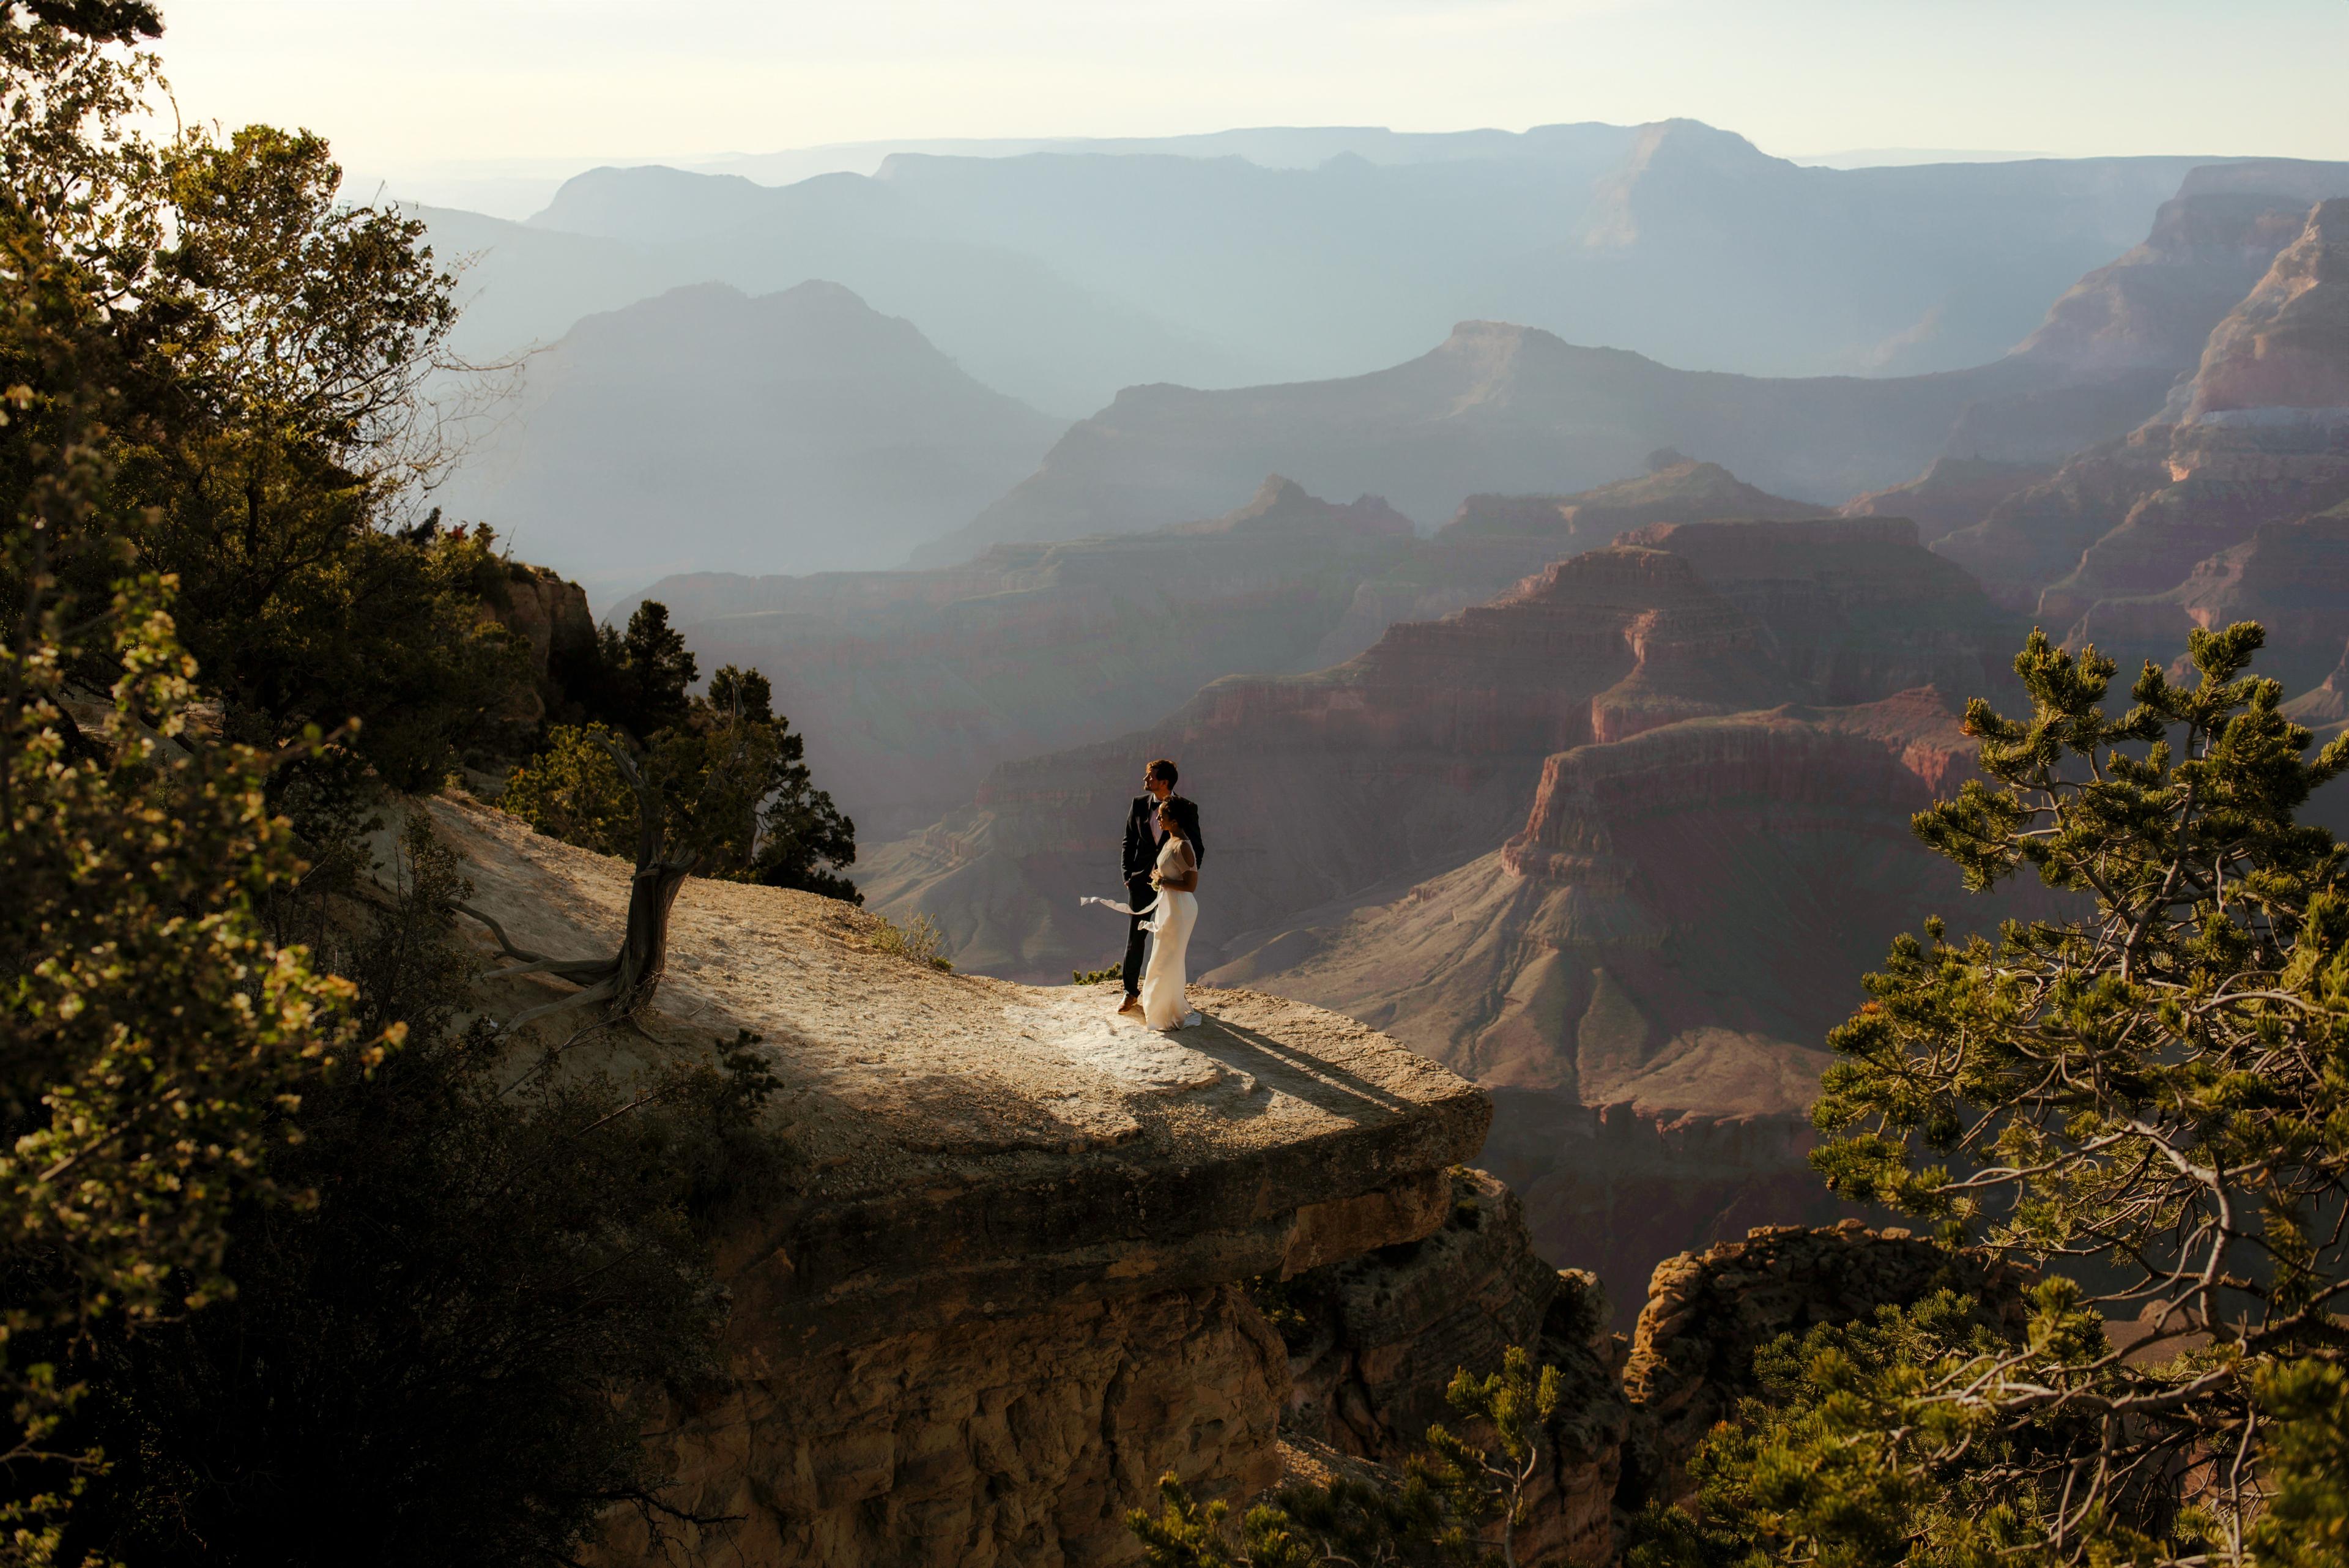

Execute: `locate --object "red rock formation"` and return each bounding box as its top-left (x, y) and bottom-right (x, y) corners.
top-left (2011, 183), bottom-right (2336, 379)
top-left (863, 544), bottom-right (1802, 980)
top-left (1307, 461), bottom-right (1827, 667)
top-left (1230, 691), bottom-right (1983, 1101)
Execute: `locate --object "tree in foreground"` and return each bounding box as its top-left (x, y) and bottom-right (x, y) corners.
top-left (2, 9), bottom-right (781, 1561)
top-left (1640, 623), bottom-right (2349, 1565)
top-left (501, 653), bottom-right (859, 903)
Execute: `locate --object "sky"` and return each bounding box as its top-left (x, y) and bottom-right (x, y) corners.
top-left (154, 0), bottom-right (2348, 213)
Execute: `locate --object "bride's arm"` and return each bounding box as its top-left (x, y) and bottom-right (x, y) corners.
top-left (1160, 844), bottom-right (1200, 893)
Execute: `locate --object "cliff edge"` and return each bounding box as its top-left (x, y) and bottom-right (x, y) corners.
top-left (423, 794), bottom-right (1490, 1566)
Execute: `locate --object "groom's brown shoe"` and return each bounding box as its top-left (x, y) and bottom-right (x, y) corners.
top-left (1117, 994), bottom-right (1142, 1016)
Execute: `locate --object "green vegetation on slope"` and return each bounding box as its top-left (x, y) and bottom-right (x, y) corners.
top-left (0, 9), bottom-right (808, 1562)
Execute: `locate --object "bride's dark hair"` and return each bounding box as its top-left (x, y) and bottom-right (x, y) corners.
top-left (1156, 801), bottom-right (1190, 844)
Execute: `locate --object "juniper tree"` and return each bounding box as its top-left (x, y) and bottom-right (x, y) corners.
top-left (1657, 623), bottom-right (2349, 1566)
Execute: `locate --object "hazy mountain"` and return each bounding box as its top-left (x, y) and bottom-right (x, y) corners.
top-left (925, 321), bottom-right (2151, 563)
top-left (415, 124), bottom-right (2257, 425)
top-left (1463, 123), bottom-right (2210, 377)
top-left (414, 196), bottom-right (1253, 418)
top-left (431, 281), bottom-right (1063, 586)
top-left (632, 478), bottom-right (1419, 839)
top-left (685, 122), bottom-right (1653, 187)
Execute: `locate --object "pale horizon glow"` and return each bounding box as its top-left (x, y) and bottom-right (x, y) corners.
top-left (154, 0), bottom-right (2343, 210)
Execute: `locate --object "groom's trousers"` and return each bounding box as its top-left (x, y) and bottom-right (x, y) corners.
top-left (1119, 875), bottom-right (1155, 994)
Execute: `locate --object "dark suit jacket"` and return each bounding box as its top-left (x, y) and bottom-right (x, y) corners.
top-left (1123, 792), bottom-right (1203, 884)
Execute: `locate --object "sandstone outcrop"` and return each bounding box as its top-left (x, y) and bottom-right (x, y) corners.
top-left (867, 518), bottom-right (2014, 987)
top-left (420, 793), bottom-right (1490, 1567)
top-left (481, 559), bottom-right (598, 725)
top-left (2071, 507), bottom-right (2349, 697)
top-left (2009, 173), bottom-right (2347, 379)
top-left (1620, 1221), bottom-right (2037, 1510)
top-left (1306, 460), bottom-right (1828, 667)
top-left (863, 544), bottom-right (1793, 985)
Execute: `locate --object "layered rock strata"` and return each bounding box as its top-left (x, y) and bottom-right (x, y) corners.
top-left (421, 794), bottom-right (1489, 1567)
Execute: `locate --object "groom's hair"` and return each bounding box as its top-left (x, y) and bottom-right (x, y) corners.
top-left (1147, 758), bottom-right (1179, 786)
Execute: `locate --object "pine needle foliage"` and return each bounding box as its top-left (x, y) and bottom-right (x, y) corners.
top-left (1663, 623), bottom-right (2349, 1566)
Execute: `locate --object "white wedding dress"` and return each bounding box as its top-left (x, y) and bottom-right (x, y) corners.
top-left (1140, 835), bottom-right (1199, 1030)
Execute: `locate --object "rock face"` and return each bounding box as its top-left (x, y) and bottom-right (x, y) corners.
top-left (1264, 693), bottom-right (1976, 1099)
top-left (420, 794), bottom-right (1489, 1567)
top-left (2072, 507), bottom-right (2349, 697)
top-left (630, 464), bottom-right (1828, 842)
top-left (1304, 461), bottom-right (1829, 669)
top-left (863, 543), bottom-right (1798, 984)
top-left (866, 518), bottom-right (2014, 988)
top-left (2009, 169), bottom-right (2348, 379)
top-left (432, 280), bottom-right (1065, 586)
top-left (1620, 1221), bottom-right (2038, 1510)
top-left (1277, 1167), bottom-right (1630, 1566)
top-left (476, 559), bottom-right (597, 738)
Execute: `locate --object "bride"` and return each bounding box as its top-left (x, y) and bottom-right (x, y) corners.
top-left (1139, 800), bottom-right (1200, 1030)
top-left (1079, 801), bottom-right (1202, 1029)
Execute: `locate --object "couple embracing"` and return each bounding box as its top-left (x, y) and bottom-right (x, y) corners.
top-left (1087, 757), bottom-right (1204, 1030)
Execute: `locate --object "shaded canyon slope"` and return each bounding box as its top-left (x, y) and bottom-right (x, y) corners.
top-left (637, 462), bottom-right (1823, 840)
top-left (432, 280), bottom-right (1065, 587)
top-left (1937, 199), bottom-right (2349, 691)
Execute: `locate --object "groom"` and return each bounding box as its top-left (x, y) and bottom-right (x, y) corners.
top-left (1118, 757), bottom-right (1203, 1015)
